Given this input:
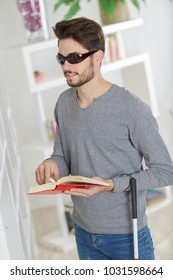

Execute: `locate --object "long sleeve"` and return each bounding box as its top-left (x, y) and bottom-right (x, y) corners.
top-left (51, 114), bottom-right (69, 178)
top-left (113, 101), bottom-right (173, 192)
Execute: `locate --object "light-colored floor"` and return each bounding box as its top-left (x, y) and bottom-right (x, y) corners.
top-left (31, 201), bottom-right (173, 260)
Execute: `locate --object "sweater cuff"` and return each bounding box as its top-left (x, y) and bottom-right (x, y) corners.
top-left (113, 175), bottom-right (131, 192)
top-left (51, 155), bottom-right (69, 178)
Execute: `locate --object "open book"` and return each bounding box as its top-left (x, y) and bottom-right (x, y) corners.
top-left (28, 175), bottom-right (109, 195)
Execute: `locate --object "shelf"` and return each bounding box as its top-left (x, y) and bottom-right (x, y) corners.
top-left (22, 39), bottom-right (58, 93)
top-left (40, 230), bottom-right (76, 253)
top-left (0, 141), bottom-right (7, 196)
top-left (0, 112), bottom-right (6, 150)
top-left (0, 140), bottom-right (7, 171)
top-left (102, 18), bottom-right (143, 35)
top-left (12, 156), bottom-right (21, 213)
top-left (26, 53), bottom-right (150, 93)
top-left (0, 60), bottom-right (37, 259)
top-left (22, 38), bottom-right (57, 52)
top-left (30, 76), bottom-right (66, 93)
top-left (102, 53), bottom-right (148, 73)
top-left (7, 106), bottom-right (11, 121)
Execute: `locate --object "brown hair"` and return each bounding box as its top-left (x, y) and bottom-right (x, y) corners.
top-left (52, 17), bottom-right (105, 53)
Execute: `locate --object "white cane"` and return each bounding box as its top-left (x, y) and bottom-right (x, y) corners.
top-left (130, 177), bottom-right (139, 260)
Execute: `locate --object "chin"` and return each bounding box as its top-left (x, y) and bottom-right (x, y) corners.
top-left (67, 81), bottom-right (75, 87)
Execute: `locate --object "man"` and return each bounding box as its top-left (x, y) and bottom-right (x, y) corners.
top-left (35, 17), bottom-right (173, 260)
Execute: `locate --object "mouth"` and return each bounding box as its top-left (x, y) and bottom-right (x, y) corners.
top-left (64, 71), bottom-right (78, 79)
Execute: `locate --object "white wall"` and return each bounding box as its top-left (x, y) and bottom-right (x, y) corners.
top-left (0, 0), bottom-right (173, 156)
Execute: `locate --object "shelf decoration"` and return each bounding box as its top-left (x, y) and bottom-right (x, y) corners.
top-left (34, 70), bottom-right (44, 83)
top-left (104, 33), bottom-right (121, 64)
top-left (53, 0), bottom-right (145, 25)
top-left (16, 0), bottom-right (49, 42)
top-left (146, 189), bottom-right (166, 208)
top-left (45, 118), bottom-right (56, 143)
top-left (98, 0), bottom-right (130, 25)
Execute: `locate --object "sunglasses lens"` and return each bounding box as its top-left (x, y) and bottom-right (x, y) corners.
top-left (56, 51), bottom-right (97, 65)
top-left (67, 53), bottom-right (83, 64)
top-left (56, 54), bottom-right (65, 64)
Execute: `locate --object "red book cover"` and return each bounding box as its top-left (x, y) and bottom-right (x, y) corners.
top-left (28, 176), bottom-right (109, 195)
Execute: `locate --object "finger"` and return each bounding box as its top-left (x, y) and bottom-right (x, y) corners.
top-left (35, 169), bottom-right (41, 184)
top-left (44, 164), bottom-right (51, 183)
top-left (65, 190), bottom-right (89, 197)
top-left (51, 168), bottom-right (59, 182)
top-left (68, 188), bottom-right (93, 197)
top-left (35, 166), bottom-right (45, 184)
top-left (63, 190), bottom-right (71, 195)
top-left (39, 164), bottom-right (47, 184)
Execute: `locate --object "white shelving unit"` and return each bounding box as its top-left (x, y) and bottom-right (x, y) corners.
top-left (0, 57), bottom-right (37, 259)
top-left (21, 19), bottom-right (144, 92)
top-left (2, 18), bottom-right (172, 252)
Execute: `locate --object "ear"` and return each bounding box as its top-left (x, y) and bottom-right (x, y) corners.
top-left (94, 50), bottom-right (104, 63)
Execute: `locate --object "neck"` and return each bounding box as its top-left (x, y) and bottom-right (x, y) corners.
top-left (76, 77), bottom-right (112, 108)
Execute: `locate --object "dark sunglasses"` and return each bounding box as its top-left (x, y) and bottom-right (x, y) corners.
top-left (56, 50), bottom-right (98, 65)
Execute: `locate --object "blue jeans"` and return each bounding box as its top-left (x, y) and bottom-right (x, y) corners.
top-left (74, 224), bottom-right (155, 260)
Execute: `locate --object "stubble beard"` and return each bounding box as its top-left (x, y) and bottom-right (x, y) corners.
top-left (65, 60), bottom-right (95, 87)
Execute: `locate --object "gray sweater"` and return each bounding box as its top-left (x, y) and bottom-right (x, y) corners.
top-left (52, 84), bottom-right (173, 234)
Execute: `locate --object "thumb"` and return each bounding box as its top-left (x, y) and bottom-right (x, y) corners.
top-left (52, 169), bottom-right (59, 182)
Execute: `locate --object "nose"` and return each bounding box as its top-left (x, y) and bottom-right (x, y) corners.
top-left (61, 59), bottom-right (72, 70)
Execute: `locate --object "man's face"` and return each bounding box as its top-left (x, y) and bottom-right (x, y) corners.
top-left (58, 38), bottom-right (95, 87)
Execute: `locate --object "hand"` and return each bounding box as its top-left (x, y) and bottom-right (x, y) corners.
top-left (35, 158), bottom-right (59, 184)
top-left (64, 177), bottom-right (114, 197)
